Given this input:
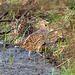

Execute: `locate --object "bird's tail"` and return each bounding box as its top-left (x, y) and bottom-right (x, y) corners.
top-left (6, 42), bottom-right (23, 48)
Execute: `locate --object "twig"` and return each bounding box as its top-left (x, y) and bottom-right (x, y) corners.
top-left (0, 30), bottom-right (11, 35)
top-left (53, 45), bottom-right (66, 56)
top-left (0, 19), bottom-right (16, 22)
top-left (47, 27), bottom-right (63, 38)
top-left (0, 0), bottom-right (49, 23)
top-left (0, 5), bottom-right (12, 19)
top-left (50, 27), bottom-right (63, 34)
top-left (20, 0), bottom-right (49, 19)
top-left (17, 0), bottom-right (50, 24)
top-left (56, 57), bottom-right (73, 68)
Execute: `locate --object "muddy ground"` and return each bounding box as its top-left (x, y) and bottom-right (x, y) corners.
top-left (0, 0), bottom-right (75, 75)
top-left (0, 47), bottom-right (59, 75)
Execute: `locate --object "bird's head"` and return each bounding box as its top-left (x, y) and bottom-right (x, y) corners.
top-left (40, 20), bottom-right (49, 29)
top-left (40, 20), bottom-right (48, 26)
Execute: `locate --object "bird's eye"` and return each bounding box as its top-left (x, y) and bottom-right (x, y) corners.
top-left (45, 24), bottom-right (47, 26)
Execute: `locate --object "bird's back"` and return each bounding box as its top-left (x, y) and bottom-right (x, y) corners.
top-left (20, 29), bottom-right (48, 51)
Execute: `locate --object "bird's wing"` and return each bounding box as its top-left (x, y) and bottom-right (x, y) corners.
top-left (23, 31), bottom-right (43, 46)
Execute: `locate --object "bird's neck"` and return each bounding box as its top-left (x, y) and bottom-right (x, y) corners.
top-left (40, 25), bottom-right (46, 30)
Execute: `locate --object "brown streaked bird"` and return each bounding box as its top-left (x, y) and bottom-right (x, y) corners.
top-left (13, 20), bottom-right (48, 59)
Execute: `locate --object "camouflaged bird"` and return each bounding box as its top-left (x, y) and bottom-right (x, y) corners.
top-left (13, 20), bottom-right (48, 59)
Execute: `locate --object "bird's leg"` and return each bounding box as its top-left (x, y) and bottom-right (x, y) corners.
top-left (37, 52), bottom-right (43, 57)
top-left (36, 48), bottom-right (43, 57)
top-left (28, 51), bottom-right (31, 60)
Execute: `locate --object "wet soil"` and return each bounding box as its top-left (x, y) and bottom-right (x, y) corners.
top-left (0, 1), bottom-right (75, 75)
top-left (0, 47), bottom-right (59, 75)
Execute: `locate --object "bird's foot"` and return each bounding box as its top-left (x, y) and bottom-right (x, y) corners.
top-left (28, 51), bottom-right (31, 60)
top-left (28, 57), bottom-right (33, 60)
top-left (28, 57), bottom-right (31, 60)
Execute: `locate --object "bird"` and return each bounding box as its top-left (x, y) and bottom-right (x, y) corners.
top-left (12, 20), bottom-right (48, 59)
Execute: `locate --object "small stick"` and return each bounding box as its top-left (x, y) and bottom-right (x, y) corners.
top-left (0, 19), bottom-right (16, 22)
top-left (53, 45), bottom-right (67, 56)
top-left (20, 0), bottom-right (49, 18)
top-left (0, 5), bottom-right (12, 19)
top-left (56, 57), bottom-right (73, 68)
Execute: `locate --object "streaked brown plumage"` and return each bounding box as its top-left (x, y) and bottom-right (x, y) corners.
top-left (13, 20), bottom-right (48, 59)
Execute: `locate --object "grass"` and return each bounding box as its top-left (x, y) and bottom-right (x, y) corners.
top-left (52, 58), bottom-right (75, 75)
top-left (1, 9), bottom-right (32, 65)
top-left (3, 34), bottom-right (6, 51)
top-left (1, 9), bottom-right (16, 65)
top-left (9, 49), bottom-right (15, 65)
top-left (22, 25), bottom-right (31, 40)
top-left (0, 2), bottom-right (75, 74)
top-left (52, 39), bottom-right (75, 75)
top-left (7, 0), bottom-right (22, 4)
